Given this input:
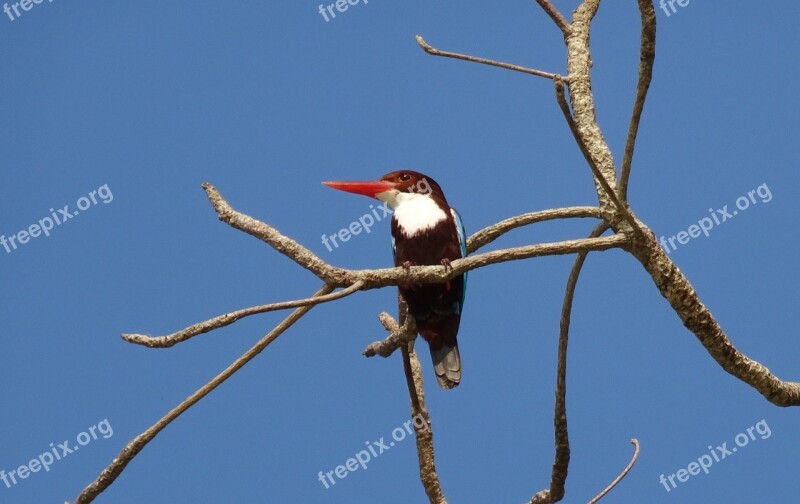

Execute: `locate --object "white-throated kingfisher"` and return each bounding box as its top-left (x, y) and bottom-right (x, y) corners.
top-left (323, 170), bottom-right (467, 390)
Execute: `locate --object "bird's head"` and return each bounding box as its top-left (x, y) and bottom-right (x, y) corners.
top-left (323, 170), bottom-right (444, 210)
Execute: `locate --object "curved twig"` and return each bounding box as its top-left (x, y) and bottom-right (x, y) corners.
top-left (530, 223), bottom-right (609, 504)
top-left (586, 439), bottom-right (641, 504)
top-left (467, 206), bottom-right (601, 253)
top-left (123, 280), bottom-right (366, 348)
top-left (72, 285), bottom-right (335, 504)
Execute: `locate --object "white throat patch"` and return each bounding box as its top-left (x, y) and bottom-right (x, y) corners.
top-left (379, 191), bottom-right (447, 237)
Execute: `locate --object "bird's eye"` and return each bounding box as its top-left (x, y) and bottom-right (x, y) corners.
top-left (399, 173), bottom-right (411, 181)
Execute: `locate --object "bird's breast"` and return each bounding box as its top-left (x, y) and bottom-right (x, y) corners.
top-left (393, 196), bottom-right (448, 238)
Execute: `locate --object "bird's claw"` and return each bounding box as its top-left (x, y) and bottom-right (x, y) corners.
top-left (401, 261), bottom-right (415, 290)
top-left (440, 258), bottom-right (452, 290)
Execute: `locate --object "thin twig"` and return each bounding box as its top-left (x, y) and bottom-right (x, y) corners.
top-left (203, 182), bottom-right (350, 285)
top-left (530, 223), bottom-right (609, 504)
top-left (416, 35), bottom-right (562, 81)
top-left (619, 0), bottom-right (656, 201)
top-left (73, 285), bottom-right (335, 504)
top-left (552, 79), bottom-right (644, 238)
top-left (467, 206), bottom-right (601, 253)
top-left (123, 280), bottom-right (365, 348)
top-left (587, 439), bottom-right (641, 504)
top-left (535, 0), bottom-right (572, 35)
top-left (401, 344), bottom-right (422, 415)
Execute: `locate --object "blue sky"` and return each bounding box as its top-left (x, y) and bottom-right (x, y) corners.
top-left (2, 1), bottom-right (799, 503)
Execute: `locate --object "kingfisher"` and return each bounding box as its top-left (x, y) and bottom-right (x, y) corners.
top-left (323, 170), bottom-right (467, 390)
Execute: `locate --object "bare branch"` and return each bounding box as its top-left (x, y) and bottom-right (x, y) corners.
top-left (123, 280), bottom-right (366, 348)
top-left (203, 182), bottom-right (350, 285)
top-left (364, 309), bottom-right (414, 358)
top-left (368, 291), bottom-right (444, 501)
top-left (629, 227), bottom-right (800, 406)
top-left (552, 0), bottom-right (800, 411)
top-left (415, 35), bottom-right (561, 81)
top-left (530, 223), bottom-right (609, 504)
top-left (619, 0), bottom-right (657, 201)
top-left (467, 206), bottom-right (601, 253)
top-left (73, 285), bottom-right (335, 504)
top-left (406, 342), bottom-right (447, 504)
top-left (587, 439), bottom-right (641, 504)
top-left (561, 0), bottom-right (621, 219)
top-left (535, 0), bottom-right (572, 35)
top-left (553, 79), bottom-right (644, 238)
top-left (202, 183), bottom-right (629, 288)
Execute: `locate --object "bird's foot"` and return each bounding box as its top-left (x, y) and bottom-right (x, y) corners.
top-left (440, 258), bottom-right (452, 291)
top-left (402, 261), bottom-right (415, 290)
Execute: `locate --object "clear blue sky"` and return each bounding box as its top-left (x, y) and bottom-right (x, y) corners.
top-left (2, 1), bottom-right (799, 503)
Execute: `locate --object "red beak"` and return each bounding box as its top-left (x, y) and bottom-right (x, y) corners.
top-left (322, 180), bottom-right (396, 198)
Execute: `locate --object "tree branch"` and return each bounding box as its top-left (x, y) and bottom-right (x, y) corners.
top-left (203, 182), bottom-right (629, 289)
top-left (587, 439), bottom-right (640, 504)
top-left (467, 206), bottom-right (601, 253)
top-left (562, 0), bottom-right (621, 220)
top-left (369, 287), bottom-right (445, 502)
top-left (629, 226), bottom-right (800, 406)
top-left (364, 309), bottom-right (413, 358)
top-left (553, 78), bottom-right (643, 239)
top-left (619, 0), bottom-right (656, 201)
top-left (535, 0), bottom-right (572, 35)
top-left (415, 35), bottom-right (562, 81)
top-left (72, 285), bottom-right (334, 504)
top-left (406, 341), bottom-right (447, 504)
top-left (123, 280), bottom-right (366, 348)
top-left (530, 223), bottom-right (609, 504)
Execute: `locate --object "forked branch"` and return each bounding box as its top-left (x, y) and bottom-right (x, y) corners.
top-left (73, 284), bottom-right (335, 504)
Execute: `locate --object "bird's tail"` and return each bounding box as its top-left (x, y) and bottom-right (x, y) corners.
top-left (430, 343), bottom-right (461, 390)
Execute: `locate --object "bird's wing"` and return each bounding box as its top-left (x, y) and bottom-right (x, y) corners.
top-left (451, 207), bottom-right (467, 309)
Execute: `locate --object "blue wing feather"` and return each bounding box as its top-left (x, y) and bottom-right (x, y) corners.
top-left (451, 208), bottom-right (467, 311)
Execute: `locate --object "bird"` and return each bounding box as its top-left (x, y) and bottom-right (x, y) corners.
top-left (322, 170), bottom-right (467, 390)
